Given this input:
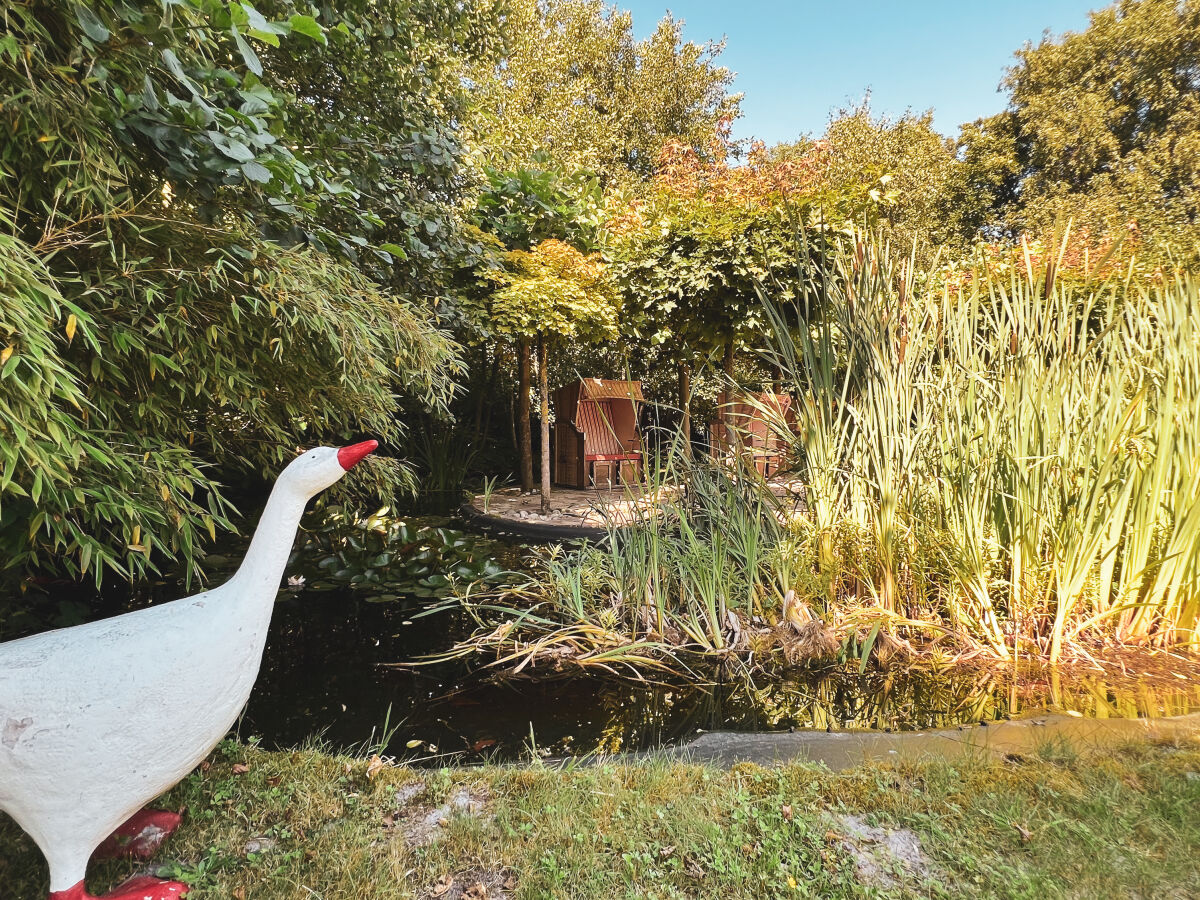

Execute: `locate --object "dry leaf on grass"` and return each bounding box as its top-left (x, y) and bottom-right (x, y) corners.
top-left (231, 763), bottom-right (250, 775)
top-left (366, 754), bottom-right (386, 780)
top-left (432, 874), bottom-right (454, 897)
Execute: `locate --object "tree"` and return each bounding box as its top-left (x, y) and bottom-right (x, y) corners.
top-left (0, 0), bottom-right (468, 587)
top-left (259, 0), bottom-right (505, 309)
top-left (490, 240), bottom-right (619, 511)
top-left (470, 161), bottom-right (600, 492)
top-left (610, 193), bottom-right (786, 448)
top-left (819, 106), bottom-right (967, 252)
top-left (959, 0), bottom-right (1200, 251)
top-left (766, 104), bottom-right (968, 254)
top-left (609, 136), bottom-right (864, 447)
top-left (468, 0), bottom-right (741, 185)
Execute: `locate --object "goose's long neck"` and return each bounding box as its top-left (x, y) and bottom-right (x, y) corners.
top-left (225, 480), bottom-right (308, 600)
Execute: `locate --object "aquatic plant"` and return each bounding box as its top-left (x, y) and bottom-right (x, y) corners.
top-left (757, 228), bottom-right (1200, 662)
top-left (288, 507), bottom-right (510, 600)
top-left (440, 229), bottom-right (1200, 676)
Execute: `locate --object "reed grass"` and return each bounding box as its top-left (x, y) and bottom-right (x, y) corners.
top-left (758, 229), bottom-right (1200, 662)
top-left (445, 230), bottom-right (1199, 676)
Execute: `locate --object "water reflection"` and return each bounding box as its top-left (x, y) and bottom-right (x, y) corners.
top-left (6, 556), bottom-right (1195, 763)
top-left (241, 591), bottom-right (1200, 763)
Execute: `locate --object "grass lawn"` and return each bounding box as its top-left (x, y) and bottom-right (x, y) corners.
top-left (2, 734), bottom-right (1198, 899)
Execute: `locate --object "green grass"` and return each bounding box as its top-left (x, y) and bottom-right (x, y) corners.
top-left (3, 734), bottom-right (1199, 899)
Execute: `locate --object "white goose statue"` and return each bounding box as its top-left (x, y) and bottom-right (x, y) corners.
top-left (0, 441), bottom-right (377, 900)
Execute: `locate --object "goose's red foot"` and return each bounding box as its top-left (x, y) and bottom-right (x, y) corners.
top-left (49, 876), bottom-right (188, 899)
top-left (94, 810), bottom-right (182, 860)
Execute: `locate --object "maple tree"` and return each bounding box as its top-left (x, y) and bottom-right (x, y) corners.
top-left (609, 128), bottom-right (885, 443)
top-left (470, 162), bottom-right (601, 492)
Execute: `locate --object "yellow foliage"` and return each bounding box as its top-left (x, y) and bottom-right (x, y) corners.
top-left (490, 239), bottom-right (619, 343)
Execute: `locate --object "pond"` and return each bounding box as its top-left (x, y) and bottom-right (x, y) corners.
top-left (240, 585), bottom-right (1200, 764)
top-left (6, 517), bottom-right (1199, 766)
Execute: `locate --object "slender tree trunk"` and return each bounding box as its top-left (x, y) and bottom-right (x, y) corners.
top-left (537, 334), bottom-right (551, 514)
top-left (723, 339), bottom-right (737, 448)
top-left (517, 337), bottom-right (534, 493)
top-left (480, 348), bottom-right (500, 447)
top-left (471, 344), bottom-right (488, 441)
top-left (678, 360), bottom-right (692, 459)
top-left (508, 390), bottom-right (517, 473)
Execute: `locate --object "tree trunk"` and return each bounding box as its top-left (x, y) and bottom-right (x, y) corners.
top-left (678, 360), bottom-right (692, 459)
top-left (537, 334), bottom-right (551, 514)
top-left (480, 348), bottom-right (500, 447)
top-left (723, 339), bottom-right (737, 449)
top-left (471, 344), bottom-right (488, 441)
top-left (517, 337), bottom-right (534, 493)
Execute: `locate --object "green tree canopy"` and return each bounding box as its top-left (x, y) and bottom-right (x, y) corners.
top-left (471, 159), bottom-right (602, 254)
top-left (768, 105), bottom-right (966, 254)
top-left (609, 134), bottom-right (891, 372)
top-left (468, 0), bottom-right (741, 185)
top-left (491, 239), bottom-right (618, 343)
top-left (259, 0), bottom-right (505, 310)
top-left (959, 0), bottom-right (1200, 250)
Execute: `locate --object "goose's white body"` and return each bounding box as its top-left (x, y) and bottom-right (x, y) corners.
top-left (0, 443), bottom-right (375, 896)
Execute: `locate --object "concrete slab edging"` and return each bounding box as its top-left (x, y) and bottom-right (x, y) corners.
top-left (459, 502), bottom-right (612, 543)
top-left (546, 712), bottom-right (1200, 771)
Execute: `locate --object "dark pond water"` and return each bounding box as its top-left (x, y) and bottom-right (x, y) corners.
top-left (237, 587), bottom-right (1200, 764)
top-left (7, 515), bottom-right (1199, 766)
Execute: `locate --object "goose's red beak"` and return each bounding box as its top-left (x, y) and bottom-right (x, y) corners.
top-left (337, 440), bottom-right (378, 470)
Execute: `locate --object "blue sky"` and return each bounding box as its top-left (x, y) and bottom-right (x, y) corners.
top-left (622, 0), bottom-right (1102, 145)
